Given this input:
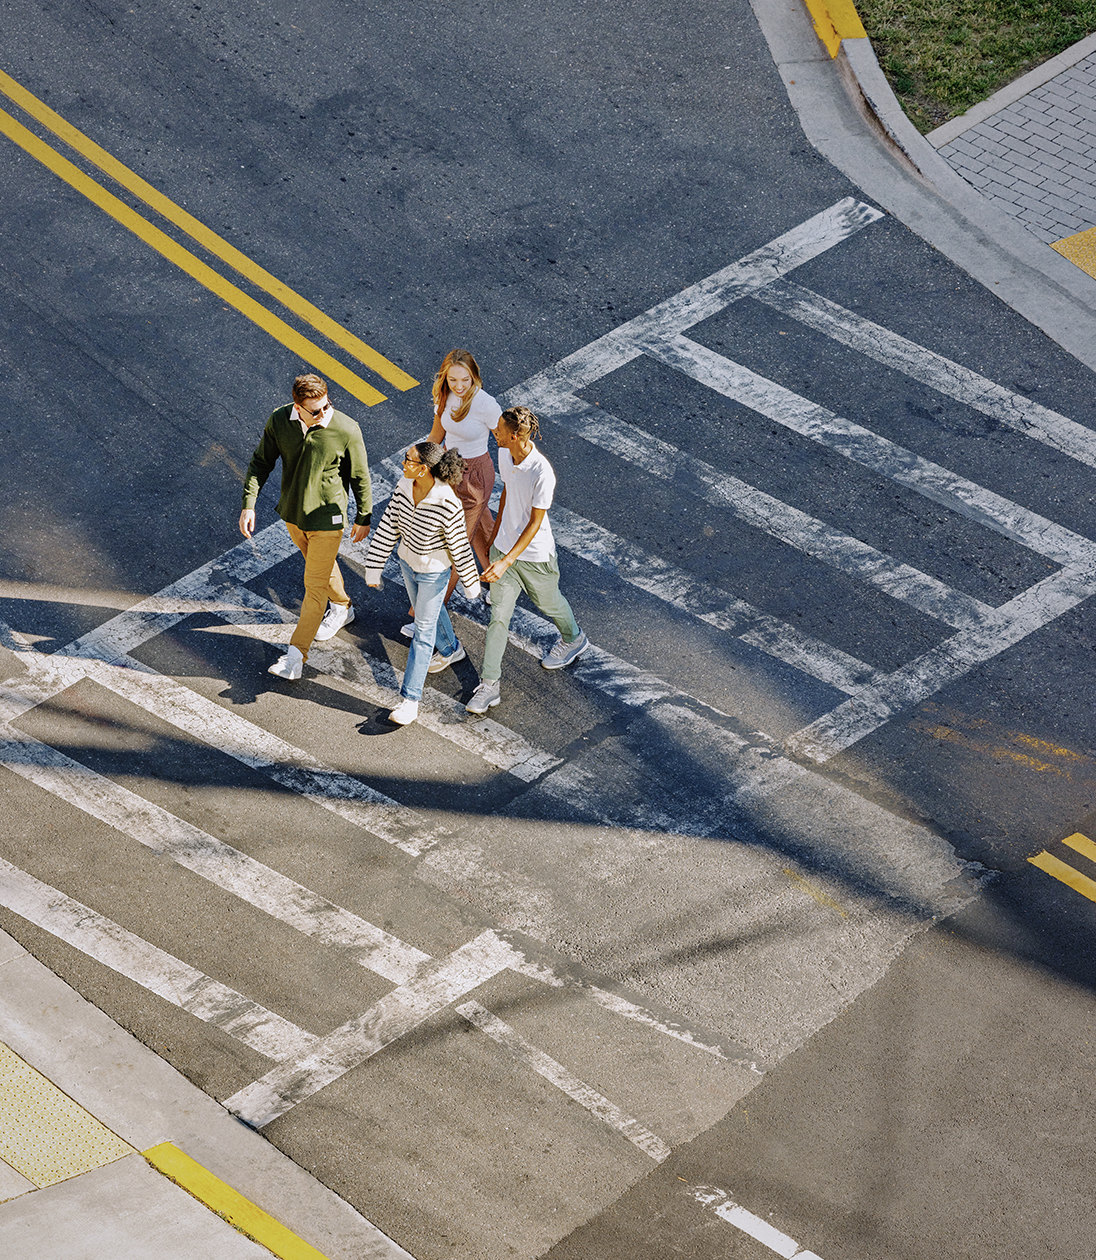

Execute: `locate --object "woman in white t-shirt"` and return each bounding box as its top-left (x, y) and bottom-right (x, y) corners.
top-left (426, 348), bottom-right (502, 597)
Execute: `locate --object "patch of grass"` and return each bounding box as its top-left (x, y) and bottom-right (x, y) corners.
top-left (855, 0), bottom-right (1096, 131)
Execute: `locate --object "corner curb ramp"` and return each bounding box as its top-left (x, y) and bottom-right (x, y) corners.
top-left (749, 0), bottom-right (1096, 372)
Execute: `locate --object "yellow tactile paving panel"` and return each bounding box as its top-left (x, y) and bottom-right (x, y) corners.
top-left (1051, 226), bottom-right (1096, 278)
top-left (0, 1042), bottom-right (134, 1187)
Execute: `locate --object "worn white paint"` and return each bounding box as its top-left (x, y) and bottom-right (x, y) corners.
top-left (0, 725), bottom-right (433, 983)
top-left (224, 931), bottom-right (523, 1126)
top-left (647, 331), bottom-right (1096, 566)
top-left (688, 1184), bottom-right (823, 1259)
top-left (457, 1000), bottom-right (672, 1162)
top-left (0, 858), bottom-right (316, 1061)
top-left (758, 279), bottom-right (1096, 470)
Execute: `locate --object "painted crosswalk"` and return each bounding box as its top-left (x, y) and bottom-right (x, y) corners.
top-left (5, 194), bottom-right (1095, 1239)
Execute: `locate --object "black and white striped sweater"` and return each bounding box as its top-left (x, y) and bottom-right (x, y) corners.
top-left (363, 478), bottom-right (481, 597)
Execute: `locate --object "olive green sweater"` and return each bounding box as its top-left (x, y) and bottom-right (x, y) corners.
top-left (242, 405), bottom-right (372, 531)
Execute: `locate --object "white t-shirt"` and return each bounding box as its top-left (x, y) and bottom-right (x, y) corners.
top-left (496, 445), bottom-right (556, 562)
top-left (438, 387), bottom-right (502, 458)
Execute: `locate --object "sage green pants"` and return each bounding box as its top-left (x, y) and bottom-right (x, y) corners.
top-left (481, 547), bottom-right (580, 681)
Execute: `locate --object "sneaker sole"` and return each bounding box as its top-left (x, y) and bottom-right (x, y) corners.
top-left (465, 696), bottom-right (500, 715)
top-left (541, 641), bottom-right (589, 670)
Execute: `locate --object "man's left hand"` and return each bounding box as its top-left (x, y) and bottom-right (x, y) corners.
top-left (350, 523), bottom-right (370, 544)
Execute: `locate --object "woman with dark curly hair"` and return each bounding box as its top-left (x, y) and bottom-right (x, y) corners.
top-left (363, 442), bottom-right (481, 725)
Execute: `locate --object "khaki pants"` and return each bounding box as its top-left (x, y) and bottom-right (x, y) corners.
top-left (285, 523), bottom-right (349, 660)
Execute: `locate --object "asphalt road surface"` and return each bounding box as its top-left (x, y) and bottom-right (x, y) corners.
top-left (2, 2), bottom-right (1096, 1258)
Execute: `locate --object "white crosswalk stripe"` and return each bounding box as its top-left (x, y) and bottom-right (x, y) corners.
top-left (757, 278), bottom-right (1096, 469)
top-left (0, 858), bottom-right (318, 1061)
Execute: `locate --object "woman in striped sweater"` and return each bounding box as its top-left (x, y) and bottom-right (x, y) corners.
top-left (363, 443), bottom-right (481, 725)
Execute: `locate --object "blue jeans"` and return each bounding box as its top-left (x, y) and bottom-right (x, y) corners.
top-left (399, 559), bottom-right (459, 702)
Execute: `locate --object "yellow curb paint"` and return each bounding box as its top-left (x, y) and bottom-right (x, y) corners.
top-left (0, 103), bottom-right (385, 407)
top-left (1028, 850), bottom-right (1096, 904)
top-left (1063, 832), bottom-right (1096, 865)
top-left (0, 67), bottom-right (416, 393)
top-left (1051, 226), bottom-right (1096, 279)
top-left (143, 1143), bottom-right (332, 1260)
top-left (802, 0), bottom-right (867, 57)
top-left (0, 1043), bottom-right (134, 1187)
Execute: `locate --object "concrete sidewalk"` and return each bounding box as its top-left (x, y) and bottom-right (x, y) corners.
top-left (0, 927), bottom-right (413, 1260)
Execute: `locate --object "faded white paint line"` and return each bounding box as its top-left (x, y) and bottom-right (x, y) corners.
top-left (208, 589), bottom-right (562, 784)
top-left (786, 560), bottom-right (1096, 761)
top-left (0, 636), bottom-right (736, 1062)
top-left (514, 198), bottom-right (883, 402)
top-left (647, 331), bottom-right (1096, 566)
top-left (511, 390), bottom-right (995, 631)
top-left (456, 999), bottom-right (672, 1162)
top-left (689, 1184), bottom-right (823, 1258)
top-left (550, 504), bottom-right (882, 693)
top-left (224, 931), bottom-right (523, 1126)
top-left (0, 724), bottom-right (433, 983)
top-left (0, 857), bottom-right (316, 1061)
top-left (757, 278), bottom-right (1096, 471)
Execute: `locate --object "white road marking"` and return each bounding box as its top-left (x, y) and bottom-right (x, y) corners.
top-left (456, 999), bottom-right (672, 1162)
top-left (516, 391), bottom-right (996, 631)
top-left (757, 278), bottom-right (1096, 470)
top-left (0, 723), bottom-right (433, 983)
top-left (549, 504), bottom-right (883, 693)
top-left (647, 330), bottom-right (1096, 566)
top-left (0, 857), bottom-right (316, 1061)
top-left (785, 559), bottom-right (1096, 761)
top-left (515, 198), bottom-right (883, 399)
top-left (0, 201), bottom-right (1002, 1141)
top-left (224, 931), bottom-right (523, 1127)
top-left (0, 640), bottom-right (738, 1075)
top-left (688, 1185), bottom-right (823, 1259)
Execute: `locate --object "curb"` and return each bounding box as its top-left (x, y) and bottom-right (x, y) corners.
top-left (749, 0), bottom-right (1096, 370)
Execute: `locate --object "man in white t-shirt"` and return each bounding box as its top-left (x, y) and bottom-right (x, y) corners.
top-left (465, 406), bottom-right (589, 714)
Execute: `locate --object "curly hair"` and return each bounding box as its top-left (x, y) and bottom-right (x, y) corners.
top-left (413, 441), bottom-right (466, 487)
top-left (499, 405), bottom-right (541, 441)
top-left (432, 349), bottom-right (483, 426)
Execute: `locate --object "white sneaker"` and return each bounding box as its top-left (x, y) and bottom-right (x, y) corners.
top-left (427, 643), bottom-right (466, 674)
top-left (268, 645), bottom-right (304, 680)
top-left (465, 679), bottom-right (501, 714)
top-left (400, 622), bottom-right (415, 639)
top-left (314, 602), bottom-right (355, 641)
top-left (388, 698), bottom-right (419, 725)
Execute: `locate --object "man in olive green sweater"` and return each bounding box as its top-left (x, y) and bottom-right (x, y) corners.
top-left (239, 373), bottom-right (372, 680)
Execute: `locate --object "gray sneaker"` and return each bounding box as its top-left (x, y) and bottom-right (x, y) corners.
top-left (541, 630), bottom-right (589, 670)
top-left (465, 679), bottom-right (501, 714)
top-left (314, 602), bottom-right (355, 641)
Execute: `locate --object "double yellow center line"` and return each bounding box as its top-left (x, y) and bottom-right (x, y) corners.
top-left (0, 67), bottom-right (416, 406)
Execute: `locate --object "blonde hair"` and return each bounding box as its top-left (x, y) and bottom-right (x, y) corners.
top-left (292, 373), bottom-right (327, 402)
top-left (432, 349), bottom-right (483, 426)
